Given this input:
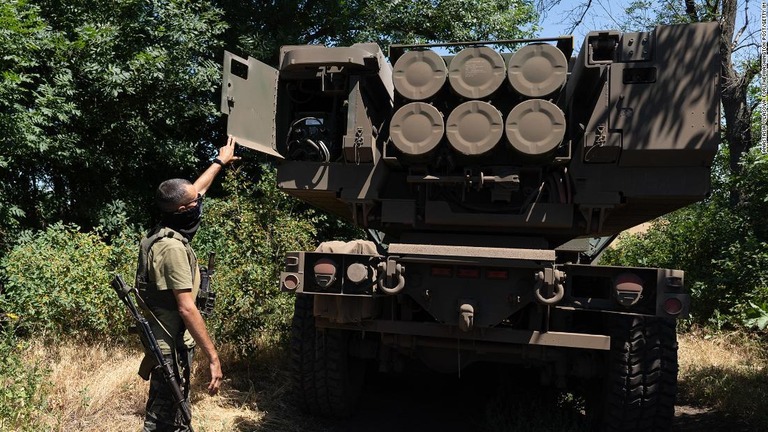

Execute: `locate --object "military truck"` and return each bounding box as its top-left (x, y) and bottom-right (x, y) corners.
top-left (221, 22), bottom-right (720, 430)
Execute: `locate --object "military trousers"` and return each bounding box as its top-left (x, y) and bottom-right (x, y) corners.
top-left (143, 348), bottom-right (194, 432)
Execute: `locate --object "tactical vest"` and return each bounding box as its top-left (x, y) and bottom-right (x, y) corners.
top-left (135, 227), bottom-right (198, 307)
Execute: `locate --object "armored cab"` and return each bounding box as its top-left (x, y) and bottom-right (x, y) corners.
top-left (222, 22), bottom-right (720, 430)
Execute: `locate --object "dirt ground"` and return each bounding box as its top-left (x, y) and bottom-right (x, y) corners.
top-left (674, 405), bottom-right (753, 432)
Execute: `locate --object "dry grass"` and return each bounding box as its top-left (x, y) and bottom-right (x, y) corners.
top-left (26, 341), bottom-right (147, 431)
top-left (677, 328), bottom-right (768, 429)
top-left (21, 340), bottom-right (264, 432)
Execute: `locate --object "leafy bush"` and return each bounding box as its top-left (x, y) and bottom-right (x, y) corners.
top-left (0, 223), bottom-right (137, 340)
top-left (0, 319), bottom-right (49, 431)
top-left (0, 164), bottom-right (350, 356)
top-left (193, 166), bottom-right (317, 356)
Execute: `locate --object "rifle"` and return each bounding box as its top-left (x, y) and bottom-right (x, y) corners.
top-left (111, 274), bottom-right (192, 425)
top-left (197, 252), bottom-right (217, 318)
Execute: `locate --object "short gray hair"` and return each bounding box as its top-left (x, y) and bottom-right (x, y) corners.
top-left (155, 178), bottom-right (192, 213)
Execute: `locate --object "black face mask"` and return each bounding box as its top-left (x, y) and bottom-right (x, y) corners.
top-left (160, 197), bottom-right (204, 240)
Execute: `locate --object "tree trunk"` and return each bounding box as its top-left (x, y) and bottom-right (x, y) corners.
top-left (718, 0), bottom-right (756, 206)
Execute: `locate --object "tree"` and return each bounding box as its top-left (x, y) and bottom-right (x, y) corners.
top-left (0, 0), bottom-right (227, 239)
top-left (0, 0), bottom-right (54, 251)
top-left (216, 0), bottom-right (539, 64)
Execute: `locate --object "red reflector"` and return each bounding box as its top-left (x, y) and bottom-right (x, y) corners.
top-left (486, 269), bottom-right (509, 280)
top-left (663, 298), bottom-right (683, 315)
top-left (431, 266), bottom-right (453, 277)
top-left (282, 274), bottom-right (300, 291)
top-left (457, 268), bottom-right (480, 278)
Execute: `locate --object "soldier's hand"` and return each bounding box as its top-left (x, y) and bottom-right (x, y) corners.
top-left (216, 136), bottom-right (240, 165)
top-left (208, 357), bottom-right (223, 396)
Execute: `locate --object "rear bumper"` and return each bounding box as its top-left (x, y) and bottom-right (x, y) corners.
top-left (317, 318), bottom-right (611, 351)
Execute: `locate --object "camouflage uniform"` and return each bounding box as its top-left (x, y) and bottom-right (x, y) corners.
top-left (143, 348), bottom-right (194, 432)
top-left (136, 228), bottom-right (200, 432)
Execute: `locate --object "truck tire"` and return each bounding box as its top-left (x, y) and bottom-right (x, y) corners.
top-left (588, 316), bottom-right (678, 431)
top-left (290, 294), bottom-right (364, 417)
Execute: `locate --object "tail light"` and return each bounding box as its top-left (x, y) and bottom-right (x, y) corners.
top-left (663, 297), bottom-right (683, 315)
top-left (456, 267), bottom-right (480, 278)
top-left (313, 258), bottom-right (337, 289)
top-left (486, 269), bottom-right (509, 280)
top-left (431, 266), bottom-right (453, 277)
top-left (614, 273), bottom-right (643, 307)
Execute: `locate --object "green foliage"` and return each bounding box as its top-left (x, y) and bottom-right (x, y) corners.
top-left (602, 149), bottom-right (768, 327)
top-left (0, 0), bottom-right (49, 252)
top-left (339, 0), bottom-right (539, 46)
top-left (0, 162), bottom-right (345, 356)
top-left (742, 301), bottom-right (768, 330)
top-left (0, 223), bottom-right (137, 339)
top-left (219, 0), bottom-right (538, 64)
top-left (0, 320), bottom-right (49, 431)
top-left (623, 0), bottom-right (721, 29)
top-left (191, 165), bottom-right (317, 355)
top-left (0, 0), bottom-right (227, 239)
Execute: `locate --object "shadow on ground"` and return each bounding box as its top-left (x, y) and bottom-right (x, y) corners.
top-left (234, 360), bottom-right (759, 432)
top-left (674, 405), bottom-right (755, 432)
top-left (250, 363), bottom-right (586, 432)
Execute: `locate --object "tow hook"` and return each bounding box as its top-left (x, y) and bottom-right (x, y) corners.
top-left (534, 268), bottom-right (565, 305)
top-left (377, 258), bottom-right (405, 295)
top-left (458, 303), bottom-right (475, 332)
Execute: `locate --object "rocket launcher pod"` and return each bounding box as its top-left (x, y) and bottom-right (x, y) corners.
top-left (393, 50), bottom-right (447, 100)
top-left (446, 101), bottom-right (504, 156)
top-left (507, 43), bottom-right (568, 98)
top-left (448, 46), bottom-right (506, 99)
top-left (222, 22), bottom-right (720, 247)
top-left (505, 99), bottom-right (566, 158)
top-left (390, 102), bottom-right (445, 157)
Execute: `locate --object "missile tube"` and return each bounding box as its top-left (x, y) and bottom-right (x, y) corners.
top-left (392, 50), bottom-right (447, 101)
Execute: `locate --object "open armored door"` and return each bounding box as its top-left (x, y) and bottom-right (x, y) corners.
top-left (220, 51), bottom-right (282, 158)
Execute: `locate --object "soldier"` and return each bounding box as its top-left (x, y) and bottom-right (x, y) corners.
top-left (135, 136), bottom-right (238, 431)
